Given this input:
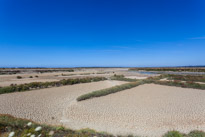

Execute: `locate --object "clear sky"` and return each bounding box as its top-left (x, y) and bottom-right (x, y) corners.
top-left (0, 0), bottom-right (205, 67)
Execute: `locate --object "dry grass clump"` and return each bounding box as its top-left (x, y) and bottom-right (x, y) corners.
top-left (16, 76), bottom-right (22, 79)
top-left (165, 74), bottom-right (205, 82)
top-left (154, 80), bottom-right (205, 90)
top-left (0, 77), bottom-right (107, 95)
top-left (77, 80), bottom-right (148, 101)
top-left (162, 130), bottom-right (205, 137)
top-left (77, 75), bottom-right (205, 102)
top-left (0, 114), bottom-right (115, 137)
top-left (110, 74), bottom-right (137, 82)
top-left (162, 131), bottom-right (183, 137)
top-left (1, 114), bottom-right (205, 137)
top-left (129, 67), bottom-right (205, 72)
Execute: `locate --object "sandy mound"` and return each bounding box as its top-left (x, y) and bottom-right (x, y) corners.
top-left (63, 84), bottom-right (205, 137)
top-left (0, 80), bottom-right (125, 125)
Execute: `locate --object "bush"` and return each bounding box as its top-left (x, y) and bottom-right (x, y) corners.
top-left (29, 76), bottom-right (33, 78)
top-left (0, 77), bottom-right (107, 95)
top-left (77, 81), bottom-right (143, 101)
top-left (166, 74), bottom-right (205, 83)
top-left (16, 76), bottom-right (22, 79)
top-left (110, 74), bottom-right (137, 82)
top-left (188, 130), bottom-right (205, 137)
top-left (35, 75), bottom-right (38, 78)
top-left (163, 131), bottom-right (183, 137)
top-left (0, 114), bottom-right (114, 137)
top-left (154, 80), bottom-right (205, 90)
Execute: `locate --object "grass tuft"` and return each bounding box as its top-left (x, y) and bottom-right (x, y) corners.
top-left (77, 80), bottom-right (150, 101)
top-left (0, 77), bottom-right (107, 95)
top-left (162, 131), bottom-right (183, 137)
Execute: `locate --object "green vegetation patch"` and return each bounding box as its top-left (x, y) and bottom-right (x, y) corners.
top-left (162, 131), bottom-right (183, 137)
top-left (0, 114), bottom-right (114, 137)
top-left (1, 114), bottom-right (205, 137)
top-left (77, 75), bottom-right (205, 102)
top-left (154, 80), bottom-right (205, 90)
top-left (129, 67), bottom-right (205, 72)
top-left (0, 77), bottom-right (107, 95)
top-left (77, 79), bottom-right (154, 101)
top-left (110, 74), bottom-right (138, 82)
top-left (16, 76), bottom-right (22, 79)
top-left (165, 74), bottom-right (205, 83)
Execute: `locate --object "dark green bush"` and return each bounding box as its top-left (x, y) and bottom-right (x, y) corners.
top-left (154, 80), bottom-right (205, 90)
top-left (110, 74), bottom-right (137, 82)
top-left (77, 81), bottom-right (143, 101)
top-left (166, 74), bottom-right (205, 82)
top-left (163, 131), bottom-right (183, 137)
top-left (16, 76), bottom-right (22, 79)
top-left (0, 77), bottom-right (107, 95)
top-left (188, 130), bottom-right (205, 137)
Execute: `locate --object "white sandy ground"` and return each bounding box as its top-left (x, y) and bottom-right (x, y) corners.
top-left (1, 77), bottom-right (205, 137)
top-left (0, 80), bottom-right (125, 124)
top-left (124, 76), bottom-right (148, 79)
top-left (62, 84), bottom-right (205, 137)
top-left (0, 68), bottom-right (145, 87)
top-left (0, 71), bottom-right (112, 87)
top-left (159, 78), bottom-right (205, 84)
top-left (0, 68), bottom-right (128, 87)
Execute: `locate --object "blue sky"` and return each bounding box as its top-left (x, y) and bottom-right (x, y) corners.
top-left (0, 0), bottom-right (205, 67)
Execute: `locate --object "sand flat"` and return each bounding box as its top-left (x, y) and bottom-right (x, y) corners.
top-left (63, 84), bottom-right (205, 137)
top-left (0, 80), bottom-right (126, 125)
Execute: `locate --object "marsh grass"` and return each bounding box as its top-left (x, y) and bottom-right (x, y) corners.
top-left (77, 75), bottom-right (205, 102)
top-left (110, 74), bottom-right (138, 82)
top-left (0, 114), bottom-right (115, 137)
top-left (77, 80), bottom-right (151, 101)
top-left (165, 74), bottom-right (205, 82)
top-left (154, 80), bottom-right (205, 90)
top-left (16, 76), bottom-right (22, 79)
top-left (0, 77), bottom-right (107, 95)
top-left (1, 114), bottom-right (205, 137)
top-left (129, 67), bottom-right (205, 72)
top-left (162, 131), bottom-right (183, 137)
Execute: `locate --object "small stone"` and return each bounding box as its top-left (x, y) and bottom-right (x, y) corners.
top-left (8, 132), bottom-right (15, 137)
top-left (35, 126), bottom-right (42, 131)
top-left (49, 130), bottom-right (55, 136)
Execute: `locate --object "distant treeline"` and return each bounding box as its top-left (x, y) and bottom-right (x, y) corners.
top-left (0, 77), bottom-right (106, 94)
top-left (129, 67), bottom-right (205, 72)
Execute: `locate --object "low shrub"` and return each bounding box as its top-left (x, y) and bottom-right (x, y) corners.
top-left (188, 130), bottom-right (205, 137)
top-left (0, 77), bottom-right (107, 95)
top-left (29, 76), bottom-right (33, 78)
top-left (163, 131), bottom-right (183, 137)
top-left (110, 74), bottom-right (137, 82)
top-left (77, 81), bottom-right (144, 101)
top-left (0, 114), bottom-right (114, 137)
top-left (129, 67), bottom-right (205, 72)
top-left (77, 75), bottom-right (205, 101)
top-left (154, 80), bottom-right (205, 90)
top-left (166, 74), bottom-right (205, 83)
top-left (16, 76), bottom-right (22, 79)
